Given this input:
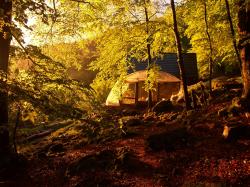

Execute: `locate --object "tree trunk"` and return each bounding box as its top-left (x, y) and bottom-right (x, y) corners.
top-left (144, 2), bottom-right (153, 109)
top-left (225, 0), bottom-right (242, 70)
top-left (0, 0), bottom-right (12, 154)
top-left (238, 0), bottom-right (250, 101)
top-left (170, 0), bottom-right (191, 110)
top-left (204, 0), bottom-right (213, 94)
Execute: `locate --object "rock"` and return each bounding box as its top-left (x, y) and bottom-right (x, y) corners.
top-left (146, 127), bottom-right (189, 151)
top-left (119, 116), bottom-right (142, 127)
top-left (49, 143), bottom-right (65, 153)
top-left (121, 109), bottom-right (139, 116)
top-left (115, 147), bottom-right (150, 172)
top-left (66, 149), bottom-right (116, 176)
top-left (152, 100), bottom-right (174, 113)
top-left (222, 123), bottom-right (250, 141)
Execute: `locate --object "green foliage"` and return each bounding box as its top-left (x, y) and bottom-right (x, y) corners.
top-left (5, 0), bottom-right (244, 120)
top-left (89, 0), bottom-right (177, 101)
top-left (183, 0), bottom-right (240, 77)
top-left (144, 64), bottom-right (160, 92)
top-left (8, 45), bottom-right (100, 122)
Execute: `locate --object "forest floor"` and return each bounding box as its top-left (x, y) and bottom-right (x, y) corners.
top-left (1, 79), bottom-right (250, 187)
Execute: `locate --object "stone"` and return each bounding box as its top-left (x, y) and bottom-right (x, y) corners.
top-left (120, 116), bottom-right (142, 127)
top-left (152, 99), bottom-right (174, 114)
top-left (65, 149), bottom-right (116, 176)
top-left (146, 127), bottom-right (189, 152)
top-left (49, 143), bottom-right (65, 153)
top-left (223, 123), bottom-right (250, 141)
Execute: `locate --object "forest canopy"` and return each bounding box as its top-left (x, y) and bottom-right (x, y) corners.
top-left (1, 1), bottom-right (250, 186)
top-left (0, 0), bottom-right (244, 123)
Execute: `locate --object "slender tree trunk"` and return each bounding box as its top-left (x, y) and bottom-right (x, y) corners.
top-left (238, 0), bottom-right (250, 100)
top-left (144, 2), bottom-right (153, 109)
top-left (204, 0), bottom-right (213, 94)
top-left (170, 0), bottom-right (191, 110)
top-left (225, 0), bottom-right (242, 70)
top-left (0, 0), bottom-right (12, 154)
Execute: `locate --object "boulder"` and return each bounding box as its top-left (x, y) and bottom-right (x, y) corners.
top-left (152, 99), bottom-right (174, 114)
top-left (49, 143), bottom-right (65, 153)
top-left (66, 149), bottom-right (116, 176)
top-left (223, 123), bottom-right (250, 141)
top-left (146, 127), bottom-right (189, 151)
top-left (119, 116), bottom-right (142, 127)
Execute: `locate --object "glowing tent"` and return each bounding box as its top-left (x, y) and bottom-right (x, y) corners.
top-left (106, 70), bottom-right (181, 106)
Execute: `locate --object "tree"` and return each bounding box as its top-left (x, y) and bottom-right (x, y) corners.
top-left (0, 0), bottom-right (51, 154)
top-left (224, 0), bottom-right (241, 69)
top-left (203, 0), bottom-right (213, 93)
top-left (170, 0), bottom-right (191, 110)
top-left (144, 0), bottom-right (153, 108)
top-left (238, 0), bottom-right (250, 101)
top-left (0, 0), bottom-right (12, 154)
top-left (184, 0), bottom-right (240, 77)
top-left (88, 0), bottom-right (174, 103)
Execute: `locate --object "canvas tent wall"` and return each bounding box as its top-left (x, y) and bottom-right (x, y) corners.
top-left (106, 70), bottom-right (181, 106)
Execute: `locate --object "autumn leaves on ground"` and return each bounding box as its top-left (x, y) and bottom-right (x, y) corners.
top-left (0, 78), bottom-right (249, 187)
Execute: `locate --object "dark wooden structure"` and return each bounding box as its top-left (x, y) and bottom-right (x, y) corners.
top-left (129, 53), bottom-right (199, 85)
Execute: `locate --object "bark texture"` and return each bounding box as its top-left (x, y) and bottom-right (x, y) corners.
top-left (0, 0), bottom-right (12, 153)
top-left (238, 0), bottom-right (250, 100)
top-left (204, 0), bottom-right (213, 93)
top-left (170, 0), bottom-right (191, 110)
top-left (225, 0), bottom-right (242, 70)
top-left (144, 1), bottom-right (153, 109)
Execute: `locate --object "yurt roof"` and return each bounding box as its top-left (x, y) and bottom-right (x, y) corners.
top-left (125, 70), bottom-right (181, 83)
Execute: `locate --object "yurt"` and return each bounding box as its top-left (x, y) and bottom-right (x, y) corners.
top-left (106, 70), bottom-right (181, 106)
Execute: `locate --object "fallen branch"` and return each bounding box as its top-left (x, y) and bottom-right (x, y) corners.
top-left (26, 130), bottom-right (53, 142)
